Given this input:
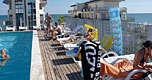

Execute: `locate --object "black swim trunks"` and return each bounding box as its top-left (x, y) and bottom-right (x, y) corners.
top-left (57, 32), bottom-right (61, 35)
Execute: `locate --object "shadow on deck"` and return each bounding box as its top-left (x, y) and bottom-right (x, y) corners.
top-left (38, 31), bottom-right (83, 80)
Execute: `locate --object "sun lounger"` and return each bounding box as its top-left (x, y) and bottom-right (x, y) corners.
top-left (33, 26), bottom-right (41, 30)
top-left (66, 35), bottom-right (116, 63)
top-left (56, 25), bottom-right (83, 39)
top-left (60, 28), bottom-right (98, 50)
top-left (65, 34), bottom-right (114, 55)
top-left (19, 26), bottom-right (28, 31)
top-left (101, 54), bottom-right (150, 80)
top-left (6, 26), bottom-right (16, 31)
top-left (64, 38), bottom-right (86, 50)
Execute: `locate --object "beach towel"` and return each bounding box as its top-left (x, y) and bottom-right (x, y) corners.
top-left (100, 60), bottom-right (142, 78)
top-left (109, 7), bottom-right (123, 55)
top-left (81, 41), bottom-right (101, 80)
top-left (84, 24), bottom-right (98, 40)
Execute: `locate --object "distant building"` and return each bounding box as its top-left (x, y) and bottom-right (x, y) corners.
top-left (3, 0), bottom-right (47, 29)
top-left (69, 0), bottom-right (130, 21)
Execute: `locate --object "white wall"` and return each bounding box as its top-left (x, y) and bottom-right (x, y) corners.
top-left (87, 1), bottom-right (119, 8)
top-left (104, 2), bottom-right (119, 8)
top-left (12, 0), bottom-right (16, 26)
top-left (73, 6), bottom-right (77, 10)
top-left (36, 0), bottom-right (41, 27)
top-left (88, 1), bottom-right (104, 8)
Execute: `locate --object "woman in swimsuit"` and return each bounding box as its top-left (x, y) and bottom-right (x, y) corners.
top-left (133, 40), bottom-right (152, 72)
top-left (45, 12), bottom-right (54, 37)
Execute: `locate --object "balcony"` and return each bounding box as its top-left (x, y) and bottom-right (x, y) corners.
top-left (3, 0), bottom-right (11, 4)
top-left (68, 10), bottom-right (78, 13)
top-left (122, 17), bottom-right (135, 22)
top-left (82, 7), bottom-right (127, 12)
top-left (3, 21), bottom-right (13, 26)
top-left (119, 7), bottom-right (127, 12)
top-left (69, 7), bottom-right (127, 13)
top-left (40, 0), bottom-right (47, 7)
top-left (8, 10), bottom-right (13, 14)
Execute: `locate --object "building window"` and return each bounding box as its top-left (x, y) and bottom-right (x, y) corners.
top-left (9, 15), bottom-right (13, 21)
top-left (28, 3), bottom-right (36, 27)
top-left (9, 3), bottom-right (12, 10)
top-left (33, 21), bottom-right (36, 26)
top-left (39, 5), bottom-right (42, 9)
top-left (40, 14), bottom-right (43, 20)
top-left (40, 14), bottom-right (44, 24)
top-left (15, 0), bottom-right (23, 2)
top-left (15, 3), bottom-right (24, 13)
top-left (34, 15), bottom-right (36, 19)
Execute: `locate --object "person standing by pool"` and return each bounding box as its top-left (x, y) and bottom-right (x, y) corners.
top-left (1, 49), bottom-right (9, 59)
top-left (45, 12), bottom-right (54, 37)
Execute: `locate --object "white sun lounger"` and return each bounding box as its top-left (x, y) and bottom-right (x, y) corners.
top-left (102, 54), bottom-right (150, 80)
top-left (56, 25), bottom-right (83, 39)
top-left (64, 38), bottom-right (86, 50)
top-left (33, 26), bottom-right (41, 30)
top-left (6, 26), bottom-right (16, 31)
top-left (19, 26), bottom-right (28, 30)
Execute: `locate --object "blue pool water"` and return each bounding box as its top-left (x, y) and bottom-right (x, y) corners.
top-left (0, 31), bottom-right (33, 80)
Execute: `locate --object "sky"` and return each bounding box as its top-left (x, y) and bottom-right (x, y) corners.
top-left (0, 0), bottom-right (152, 15)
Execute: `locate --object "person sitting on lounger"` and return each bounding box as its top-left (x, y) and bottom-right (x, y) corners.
top-left (84, 28), bottom-right (93, 40)
top-left (100, 41), bottom-right (152, 79)
top-left (59, 35), bottom-right (78, 44)
top-left (58, 28), bottom-right (93, 44)
top-left (133, 40), bottom-right (152, 72)
top-left (52, 22), bottom-right (62, 39)
top-left (1, 49), bottom-right (9, 59)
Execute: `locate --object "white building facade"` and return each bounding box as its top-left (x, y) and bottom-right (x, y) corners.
top-left (69, 0), bottom-right (128, 21)
top-left (3, 0), bottom-right (47, 29)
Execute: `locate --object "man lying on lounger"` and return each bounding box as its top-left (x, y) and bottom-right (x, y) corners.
top-left (59, 28), bottom-right (93, 44)
top-left (100, 40), bottom-right (152, 79)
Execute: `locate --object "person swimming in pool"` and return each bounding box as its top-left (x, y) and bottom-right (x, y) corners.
top-left (1, 49), bottom-right (9, 59)
top-left (0, 49), bottom-right (9, 67)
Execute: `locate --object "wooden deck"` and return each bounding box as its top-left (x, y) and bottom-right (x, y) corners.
top-left (38, 31), bottom-right (83, 80)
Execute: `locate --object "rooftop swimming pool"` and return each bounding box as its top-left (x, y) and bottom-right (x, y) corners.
top-left (0, 31), bottom-right (33, 80)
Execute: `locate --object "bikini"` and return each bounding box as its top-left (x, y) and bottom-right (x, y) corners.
top-left (140, 48), bottom-right (148, 63)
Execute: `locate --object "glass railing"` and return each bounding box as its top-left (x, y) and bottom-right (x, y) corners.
top-left (119, 7), bottom-right (127, 11)
top-left (3, 21), bottom-right (13, 26)
top-left (68, 10), bottom-right (78, 13)
top-left (41, 0), bottom-right (47, 1)
top-left (69, 7), bottom-right (127, 12)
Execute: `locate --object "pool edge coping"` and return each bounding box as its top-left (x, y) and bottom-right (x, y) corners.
top-left (30, 30), bottom-right (45, 80)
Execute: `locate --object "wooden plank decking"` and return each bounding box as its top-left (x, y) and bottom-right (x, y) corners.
top-left (38, 31), bottom-right (83, 80)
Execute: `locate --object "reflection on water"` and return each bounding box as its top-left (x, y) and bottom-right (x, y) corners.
top-left (0, 36), bottom-right (16, 50)
top-left (0, 59), bottom-right (9, 67)
top-left (0, 31), bottom-right (33, 80)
